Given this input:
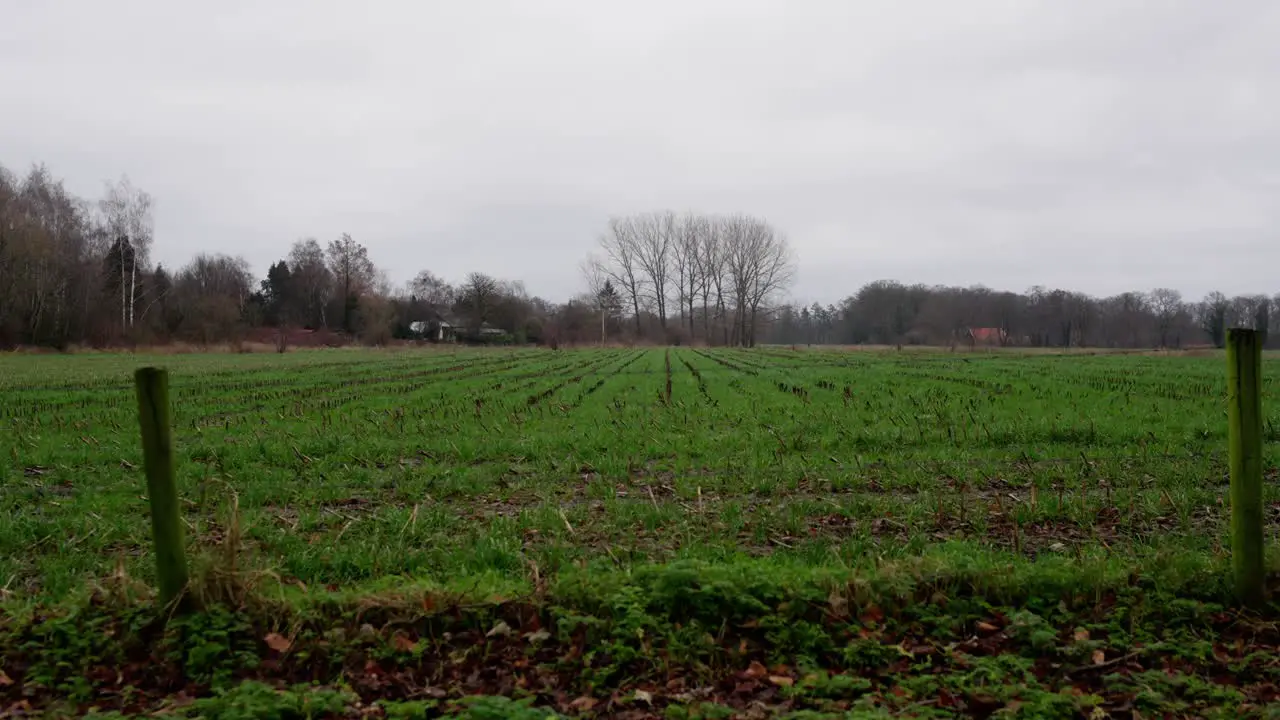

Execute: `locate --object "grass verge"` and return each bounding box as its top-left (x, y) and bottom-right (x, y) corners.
top-left (6, 542), bottom-right (1280, 718)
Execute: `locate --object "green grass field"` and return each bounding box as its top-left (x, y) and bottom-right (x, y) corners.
top-left (4, 347), bottom-right (1280, 718)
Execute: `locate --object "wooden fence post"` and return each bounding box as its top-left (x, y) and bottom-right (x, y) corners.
top-left (134, 367), bottom-right (191, 610)
top-left (1227, 328), bottom-right (1265, 607)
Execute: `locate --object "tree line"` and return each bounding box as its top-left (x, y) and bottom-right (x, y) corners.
top-left (0, 163), bottom-right (800, 349)
top-left (2, 160), bottom-right (1274, 350)
top-left (0, 163), bottom-right (540, 348)
top-left (764, 282), bottom-right (1278, 349)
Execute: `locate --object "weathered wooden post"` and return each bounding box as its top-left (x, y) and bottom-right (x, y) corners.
top-left (134, 367), bottom-right (191, 610)
top-left (1227, 329), bottom-right (1265, 607)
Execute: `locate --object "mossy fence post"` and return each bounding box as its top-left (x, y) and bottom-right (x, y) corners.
top-left (134, 367), bottom-right (191, 611)
top-left (1226, 328), bottom-right (1265, 607)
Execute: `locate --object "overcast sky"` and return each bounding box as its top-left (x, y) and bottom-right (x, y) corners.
top-left (3, 1), bottom-right (1278, 304)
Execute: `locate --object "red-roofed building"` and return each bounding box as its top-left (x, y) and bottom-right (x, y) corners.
top-left (966, 327), bottom-right (1008, 347)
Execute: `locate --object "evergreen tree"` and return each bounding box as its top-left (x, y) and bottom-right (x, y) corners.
top-left (596, 279), bottom-right (622, 342)
top-left (260, 260), bottom-right (294, 326)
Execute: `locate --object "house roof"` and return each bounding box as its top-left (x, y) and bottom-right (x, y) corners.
top-left (409, 319), bottom-right (457, 334)
top-left (413, 311), bottom-right (460, 326)
top-left (412, 314), bottom-right (506, 334)
top-left (969, 327), bottom-right (1006, 342)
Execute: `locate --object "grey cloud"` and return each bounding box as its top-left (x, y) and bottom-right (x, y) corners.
top-left (2, 0), bottom-right (1277, 303)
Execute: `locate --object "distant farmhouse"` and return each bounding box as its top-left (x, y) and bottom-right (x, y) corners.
top-left (965, 327), bottom-right (1009, 347)
top-left (409, 312), bottom-right (506, 342)
top-left (409, 312), bottom-right (458, 342)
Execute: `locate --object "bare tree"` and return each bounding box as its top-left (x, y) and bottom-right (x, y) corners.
top-left (631, 211), bottom-right (674, 329)
top-left (98, 176), bottom-right (153, 333)
top-left (723, 214), bottom-right (794, 346)
top-left (458, 272), bottom-right (500, 332)
top-left (1256, 296), bottom-right (1272, 345)
top-left (744, 226), bottom-right (794, 346)
top-left (288, 238), bottom-right (333, 328)
top-left (1097, 292), bottom-right (1150, 348)
top-left (589, 211), bottom-right (789, 346)
top-left (698, 218), bottom-right (729, 344)
top-left (597, 219), bottom-right (646, 336)
top-left (672, 212), bottom-right (704, 337)
top-left (1147, 288), bottom-right (1183, 348)
top-left (172, 253), bottom-right (252, 343)
top-left (580, 257), bottom-right (608, 343)
top-left (1230, 294), bottom-right (1272, 342)
top-left (326, 233), bottom-right (375, 333)
top-left (409, 269), bottom-right (453, 307)
top-left (580, 256), bottom-right (606, 299)
top-left (357, 270), bottom-right (396, 345)
top-left (176, 253), bottom-right (252, 301)
top-left (495, 278), bottom-right (534, 340)
top-left (1197, 291), bottom-right (1231, 348)
top-left (0, 164), bottom-right (114, 348)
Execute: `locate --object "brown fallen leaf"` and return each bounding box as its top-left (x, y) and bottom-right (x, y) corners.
top-left (976, 621), bottom-right (999, 635)
top-left (263, 633), bottom-right (291, 653)
top-left (745, 660), bottom-right (768, 679)
top-left (569, 696), bottom-right (597, 711)
top-left (860, 605), bottom-right (885, 624)
top-left (0, 670), bottom-right (12, 686)
top-left (769, 675), bottom-right (795, 687)
top-left (1092, 649), bottom-right (1106, 665)
top-left (1074, 628), bottom-right (1090, 642)
top-left (937, 688), bottom-right (958, 708)
top-left (392, 633), bottom-right (417, 652)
